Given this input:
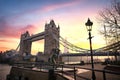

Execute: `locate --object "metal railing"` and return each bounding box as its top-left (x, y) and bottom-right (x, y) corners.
top-left (57, 64), bottom-right (120, 80)
top-left (13, 62), bottom-right (120, 80)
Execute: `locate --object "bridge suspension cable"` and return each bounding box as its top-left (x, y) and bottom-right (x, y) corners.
top-left (50, 31), bottom-right (89, 53)
top-left (51, 31), bottom-right (120, 53)
top-left (95, 41), bottom-right (120, 52)
top-left (16, 43), bottom-right (20, 51)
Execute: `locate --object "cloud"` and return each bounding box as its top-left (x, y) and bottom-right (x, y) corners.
top-left (10, 0), bottom-right (80, 21)
top-left (42, 1), bottom-right (80, 12)
top-left (19, 25), bottom-right (37, 34)
top-left (0, 16), bottom-right (37, 38)
top-left (0, 39), bottom-right (11, 42)
top-left (0, 46), bottom-right (10, 51)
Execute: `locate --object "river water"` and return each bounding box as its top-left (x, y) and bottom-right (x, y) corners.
top-left (0, 64), bottom-right (11, 80)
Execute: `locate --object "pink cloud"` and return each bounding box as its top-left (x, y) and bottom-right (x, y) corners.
top-left (19, 25), bottom-right (37, 34)
top-left (42, 1), bottom-right (80, 12)
top-left (11, 0), bottom-right (81, 21)
top-left (0, 39), bottom-right (11, 42)
top-left (0, 46), bottom-right (10, 51)
top-left (0, 17), bottom-right (37, 38)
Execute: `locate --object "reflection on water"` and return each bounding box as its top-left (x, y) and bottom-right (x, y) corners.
top-left (0, 64), bottom-right (11, 80)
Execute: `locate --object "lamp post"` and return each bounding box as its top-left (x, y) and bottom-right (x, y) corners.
top-left (85, 18), bottom-right (96, 80)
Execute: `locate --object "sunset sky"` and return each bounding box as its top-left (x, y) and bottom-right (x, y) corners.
top-left (0, 0), bottom-right (112, 54)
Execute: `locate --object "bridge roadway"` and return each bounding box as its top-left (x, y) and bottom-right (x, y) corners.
top-left (23, 32), bottom-right (45, 42)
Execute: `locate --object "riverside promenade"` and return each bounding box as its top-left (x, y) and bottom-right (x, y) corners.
top-left (0, 63), bottom-right (120, 80)
top-left (65, 64), bottom-right (120, 80)
top-left (0, 64), bottom-right (11, 80)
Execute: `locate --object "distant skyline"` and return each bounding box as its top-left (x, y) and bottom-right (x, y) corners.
top-left (0, 0), bottom-right (112, 54)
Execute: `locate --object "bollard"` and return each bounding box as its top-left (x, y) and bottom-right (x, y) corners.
top-left (6, 74), bottom-right (11, 80)
top-left (48, 69), bottom-right (56, 80)
top-left (74, 67), bottom-right (76, 80)
top-left (103, 70), bottom-right (106, 80)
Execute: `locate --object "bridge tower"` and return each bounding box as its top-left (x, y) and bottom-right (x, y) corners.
top-left (19, 31), bottom-right (32, 55)
top-left (44, 20), bottom-right (60, 54)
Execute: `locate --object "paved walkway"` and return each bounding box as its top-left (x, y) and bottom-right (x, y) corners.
top-left (64, 64), bottom-right (120, 80)
top-left (0, 63), bottom-right (120, 80)
top-left (0, 64), bottom-right (11, 80)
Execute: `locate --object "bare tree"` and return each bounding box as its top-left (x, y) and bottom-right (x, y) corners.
top-left (99, 0), bottom-right (120, 44)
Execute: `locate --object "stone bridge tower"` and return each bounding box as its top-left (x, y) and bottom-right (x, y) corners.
top-left (19, 31), bottom-right (32, 55)
top-left (44, 20), bottom-right (60, 54)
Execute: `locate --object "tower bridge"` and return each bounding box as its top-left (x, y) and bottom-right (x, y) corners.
top-left (17, 20), bottom-right (120, 62)
top-left (18, 20), bottom-right (89, 56)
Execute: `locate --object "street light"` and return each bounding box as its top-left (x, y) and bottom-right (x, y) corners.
top-left (85, 18), bottom-right (96, 80)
